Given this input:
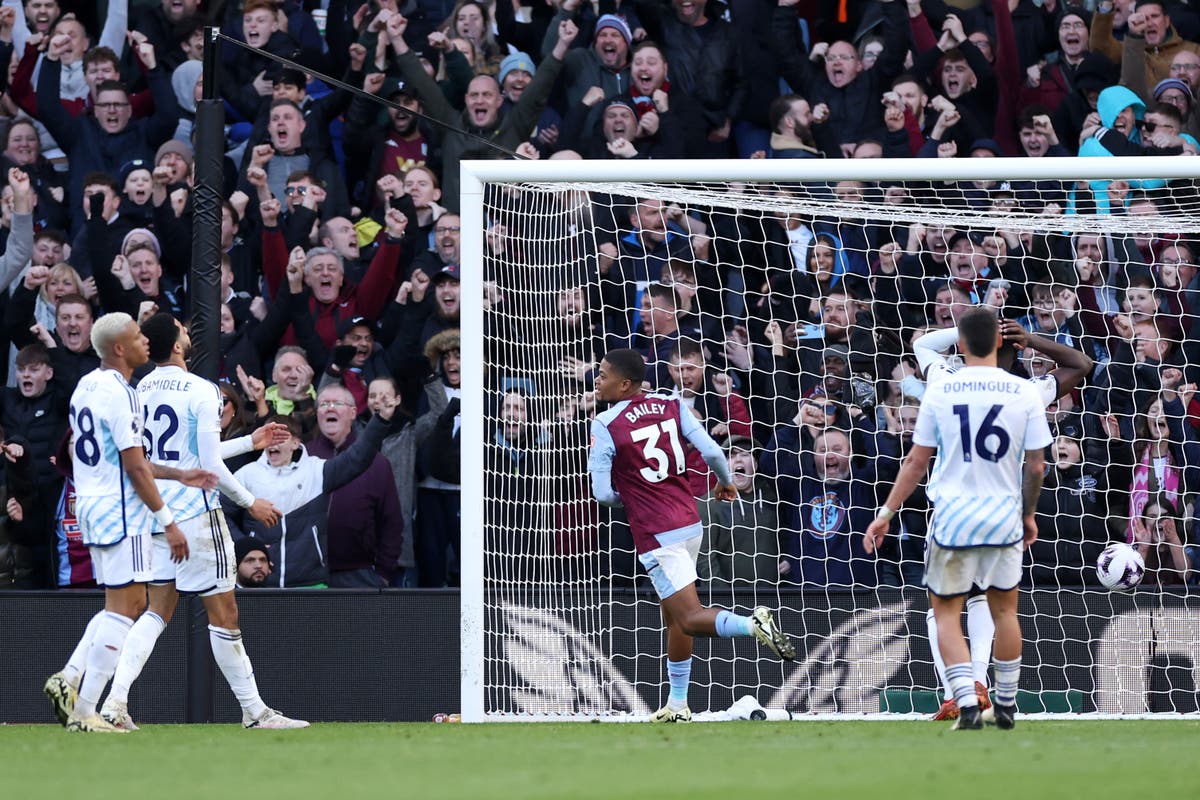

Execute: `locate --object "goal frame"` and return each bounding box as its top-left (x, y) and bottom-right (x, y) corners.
top-left (458, 156), bottom-right (1200, 724)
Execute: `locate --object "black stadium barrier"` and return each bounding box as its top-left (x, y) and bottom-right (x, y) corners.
top-left (3, 588), bottom-right (1196, 722)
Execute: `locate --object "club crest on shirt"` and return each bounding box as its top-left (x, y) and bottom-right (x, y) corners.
top-left (807, 492), bottom-right (845, 540)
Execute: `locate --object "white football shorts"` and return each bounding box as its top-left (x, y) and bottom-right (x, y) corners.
top-left (638, 535), bottom-right (702, 600)
top-left (151, 510), bottom-right (236, 596)
top-left (89, 533), bottom-right (153, 588)
top-left (924, 539), bottom-right (1023, 598)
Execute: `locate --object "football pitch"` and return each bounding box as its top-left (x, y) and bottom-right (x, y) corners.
top-left (5, 720), bottom-right (1195, 800)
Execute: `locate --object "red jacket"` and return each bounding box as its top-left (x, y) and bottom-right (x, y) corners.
top-left (262, 227), bottom-right (403, 349)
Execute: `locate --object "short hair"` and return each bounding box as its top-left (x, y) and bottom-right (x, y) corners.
top-left (891, 73), bottom-right (928, 93)
top-left (269, 98), bottom-right (303, 115)
top-left (125, 241), bottom-right (160, 262)
top-left (645, 281), bottom-right (677, 307)
top-left (34, 228), bottom-right (67, 247)
top-left (141, 312), bottom-right (180, 363)
top-left (304, 246), bottom-right (344, 272)
top-left (1148, 101), bottom-right (1184, 125)
top-left (83, 46), bottom-right (119, 71)
top-left (958, 306), bottom-right (999, 357)
top-left (82, 172), bottom-right (119, 194)
top-left (768, 93), bottom-right (806, 134)
top-left (274, 344), bottom-right (308, 363)
top-left (244, 0), bottom-right (279, 16)
top-left (317, 382), bottom-right (354, 405)
top-left (56, 293), bottom-right (92, 314)
top-left (671, 338), bottom-right (704, 363)
top-left (630, 40), bottom-right (666, 60)
top-left (603, 348), bottom-right (646, 383)
top-left (285, 169), bottom-right (322, 187)
top-left (941, 48), bottom-right (967, 65)
top-left (273, 68), bottom-right (307, 89)
top-left (15, 343), bottom-right (51, 369)
top-left (94, 79), bottom-right (128, 97)
top-left (265, 413), bottom-right (302, 439)
top-left (90, 311), bottom-right (134, 358)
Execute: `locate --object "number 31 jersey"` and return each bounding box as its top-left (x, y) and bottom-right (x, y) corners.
top-left (69, 368), bottom-right (147, 546)
top-left (914, 365), bottom-right (1053, 548)
top-left (589, 393), bottom-right (703, 553)
top-left (137, 364), bottom-right (223, 526)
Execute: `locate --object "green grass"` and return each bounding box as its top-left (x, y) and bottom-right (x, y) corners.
top-left (5, 720), bottom-right (1195, 800)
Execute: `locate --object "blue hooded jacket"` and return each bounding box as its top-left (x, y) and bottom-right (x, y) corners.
top-left (1074, 85), bottom-right (1167, 213)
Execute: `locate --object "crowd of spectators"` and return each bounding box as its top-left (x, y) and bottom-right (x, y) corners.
top-left (0, 0), bottom-right (1193, 593)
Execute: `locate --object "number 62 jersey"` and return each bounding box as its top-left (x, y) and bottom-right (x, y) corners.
top-left (68, 368), bottom-right (149, 546)
top-left (589, 392), bottom-right (710, 555)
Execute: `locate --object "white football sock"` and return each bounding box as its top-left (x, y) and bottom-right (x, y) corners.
top-left (966, 595), bottom-right (995, 687)
top-left (993, 657), bottom-right (1021, 707)
top-left (107, 612), bottom-right (166, 706)
top-left (209, 625), bottom-right (267, 718)
top-left (75, 612), bottom-right (133, 718)
top-left (926, 609), bottom-right (950, 699)
top-left (63, 611), bottom-right (104, 688)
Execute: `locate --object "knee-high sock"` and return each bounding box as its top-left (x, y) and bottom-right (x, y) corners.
top-left (209, 626), bottom-right (267, 718)
top-left (926, 609), bottom-right (950, 698)
top-left (75, 612), bottom-right (134, 718)
top-left (63, 611), bottom-right (105, 688)
top-left (107, 612), bottom-right (166, 706)
top-left (966, 596), bottom-right (995, 687)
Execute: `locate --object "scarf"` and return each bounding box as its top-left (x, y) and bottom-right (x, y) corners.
top-left (630, 79), bottom-right (670, 119)
top-left (1128, 446), bottom-right (1180, 542)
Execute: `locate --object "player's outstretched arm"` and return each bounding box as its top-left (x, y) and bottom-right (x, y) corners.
top-left (149, 462), bottom-right (219, 490)
top-left (121, 446), bottom-right (190, 562)
top-left (864, 443), bottom-right (934, 553)
top-left (197, 427), bottom-right (281, 527)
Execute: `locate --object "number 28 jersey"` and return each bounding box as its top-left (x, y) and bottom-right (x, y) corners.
top-left (914, 365), bottom-right (1053, 548)
top-left (69, 368), bottom-right (146, 546)
top-left (589, 393), bottom-right (703, 554)
top-left (138, 364), bottom-right (223, 526)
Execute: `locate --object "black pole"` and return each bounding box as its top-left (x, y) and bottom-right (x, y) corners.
top-left (189, 27), bottom-right (224, 382)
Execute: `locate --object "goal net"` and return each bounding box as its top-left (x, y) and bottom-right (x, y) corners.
top-left (460, 157), bottom-right (1200, 722)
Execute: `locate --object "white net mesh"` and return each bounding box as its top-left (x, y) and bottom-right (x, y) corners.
top-left (471, 162), bottom-right (1200, 719)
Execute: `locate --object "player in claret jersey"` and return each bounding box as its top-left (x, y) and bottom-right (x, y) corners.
top-left (588, 349), bottom-right (795, 723)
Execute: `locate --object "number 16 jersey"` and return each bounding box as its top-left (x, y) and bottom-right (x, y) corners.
top-left (914, 365), bottom-right (1053, 549)
top-left (589, 393), bottom-right (705, 554)
top-left (69, 367), bottom-right (148, 546)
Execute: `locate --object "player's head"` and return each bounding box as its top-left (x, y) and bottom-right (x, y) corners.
top-left (596, 349), bottom-right (646, 403)
top-left (141, 312), bottom-right (190, 364)
top-left (91, 311), bottom-right (148, 368)
top-left (957, 306), bottom-right (1001, 358)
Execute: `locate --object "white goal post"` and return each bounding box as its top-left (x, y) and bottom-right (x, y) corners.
top-left (460, 157), bottom-right (1200, 723)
